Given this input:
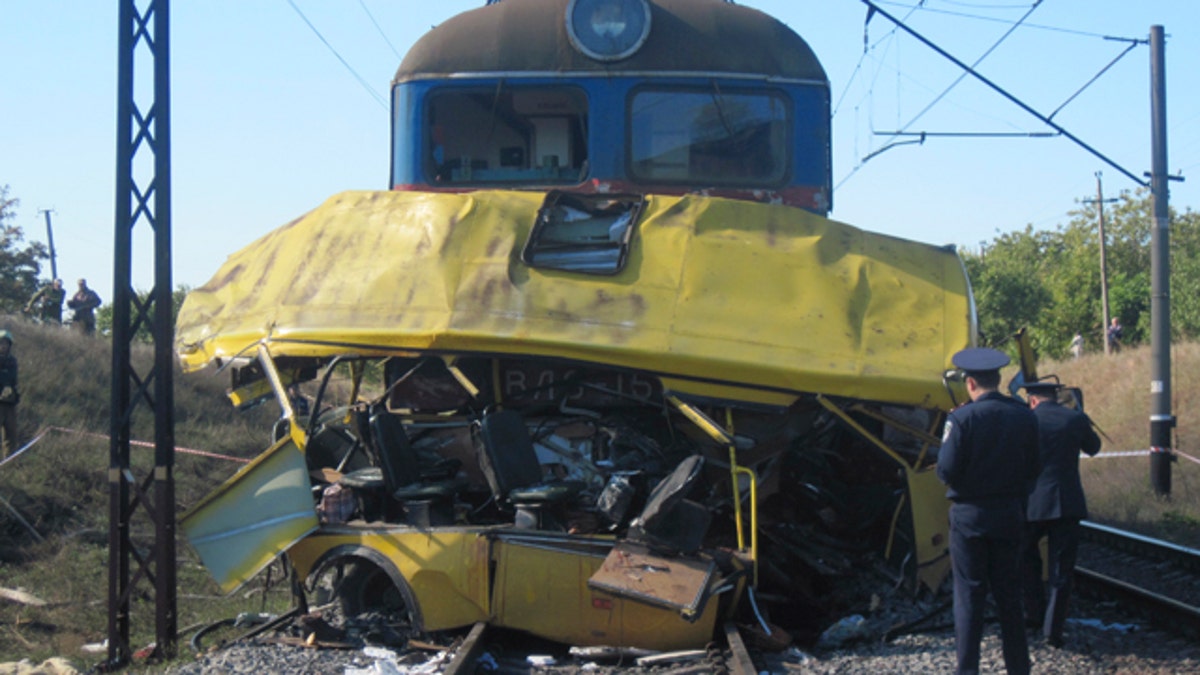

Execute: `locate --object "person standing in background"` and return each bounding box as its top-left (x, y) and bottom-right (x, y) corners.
top-left (1106, 318), bottom-right (1123, 353)
top-left (0, 331), bottom-right (19, 458)
top-left (25, 278), bottom-right (66, 325)
top-left (67, 278), bottom-right (102, 336)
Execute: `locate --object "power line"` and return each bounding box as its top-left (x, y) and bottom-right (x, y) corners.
top-left (1047, 40), bottom-right (1140, 120)
top-left (838, 0), bottom-right (1043, 184)
top-left (859, 45), bottom-right (1032, 132)
top-left (831, 49), bottom-right (868, 119)
top-left (937, 0), bottom-right (1033, 9)
top-left (862, 0), bottom-right (1146, 187)
top-left (358, 0), bottom-right (404, 63)
top-left (884, 0), bottom-right (1043, 140)
top-left (875, 130), bottom-right (1056, 137)
top-left (840, 0), bottom-right (1149, 192)
top-left (873, 0), bottom-right (1140, 41)
top-left (833, 3), bottom-right (923, 123)
top-left (285, 0), bottom-right (388, 110)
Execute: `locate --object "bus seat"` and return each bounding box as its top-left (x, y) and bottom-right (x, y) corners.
top-left (338, 404), bottom-right (461, 527)
top-left (474, 409), bottom-right (584, 529)
top-left (628, 455), bottom-right (711, 555)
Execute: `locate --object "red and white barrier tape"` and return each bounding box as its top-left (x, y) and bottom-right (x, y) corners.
top-left (1176, 449), bottom-right (1200, 466)
top-left (1086, 448), bottom-right (1200, 466)
top-left (5, 428), bottom-right (1197, 469)
top-left (0, 425), bottom-right (251, 469)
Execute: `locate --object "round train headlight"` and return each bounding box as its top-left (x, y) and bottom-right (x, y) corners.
top-left (566, 0), bottom-right (652, 62)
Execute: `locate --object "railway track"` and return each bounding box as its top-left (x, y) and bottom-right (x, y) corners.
top-left (436, 621), bottom-right (758, 674)
top-left (1076, 520), bottom-right (1200, 640)
top-left (177, 521), bottom-right (1200, 673)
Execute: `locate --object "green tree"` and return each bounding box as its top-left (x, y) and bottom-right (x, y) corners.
top-left (95, 286), bottom-right (191, 342)
top-left (961, 226), bottom-right (1052, 354)
top-left (1092, 190), bottom-right (1152, 345)
top-left (0, 185), bottom-right (50, 312)
top-left (1168, 208), bottom-right (1200, 339)
top-left (963, 188), bottom-right (1200, 361)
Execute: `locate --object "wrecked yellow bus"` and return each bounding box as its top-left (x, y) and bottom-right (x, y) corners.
top-left (175, 0), bottom-right (976, 651)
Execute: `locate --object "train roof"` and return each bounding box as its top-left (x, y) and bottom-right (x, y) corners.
top-left (395, 0), bottom-right (827, 84)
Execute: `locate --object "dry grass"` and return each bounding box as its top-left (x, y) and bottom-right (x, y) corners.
top-left (1029, 342), bottom-right (1200, 548)
top-left (0, 316), bottom-right (284, 667)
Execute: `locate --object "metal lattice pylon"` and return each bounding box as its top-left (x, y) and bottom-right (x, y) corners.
top-left (107, 0), bottom-right (176, 666)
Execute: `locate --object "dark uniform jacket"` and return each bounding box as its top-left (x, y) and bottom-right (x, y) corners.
top-left (1026, 400), bottom-right (1101, 521)
top-left (68, 288), bottom-right (102, 321)
top-left (0, 354), bottom-right (18, 405)
top-left (937, 391), bottom-right (1040, 538)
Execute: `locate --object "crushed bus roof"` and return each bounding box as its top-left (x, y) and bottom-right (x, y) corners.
top-left (175, 190), bottom-right (972, 410)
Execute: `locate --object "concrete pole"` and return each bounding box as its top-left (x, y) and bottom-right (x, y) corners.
top-left (39, 210), bottom-right (57, 281)
top-left (1148, 25), bottom-right (1173, 496)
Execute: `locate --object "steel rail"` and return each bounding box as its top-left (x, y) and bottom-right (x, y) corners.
top-left (1076, 521), bottom-right (1200, 640)
top-left (1074, 567), bottom-right (1200, 641)
top-left (1080, 520), bottom-right (1200, 573)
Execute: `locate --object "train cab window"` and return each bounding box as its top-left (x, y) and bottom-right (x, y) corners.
top-left (426, 87), bottom-right (589, 185)
top-left (629, 88), bottom-right (789, 186)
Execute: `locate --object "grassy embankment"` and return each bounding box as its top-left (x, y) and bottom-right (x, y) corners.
top-left (0, 318), bottom-right (285, 668)
top-left (1034, 342), bottom-right (1200, 546)
top-left (0, 318), bottom-right (1196, 668)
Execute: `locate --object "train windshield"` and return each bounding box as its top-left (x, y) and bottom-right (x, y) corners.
top-left (426, 86), bottom-right (589, 185)
top-left (629, 88), bottom-right (789, 187)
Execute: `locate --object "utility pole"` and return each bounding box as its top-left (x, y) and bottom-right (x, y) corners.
top-left (1148, 25), bottom-right (1174, 497)
top-left (38, 209), bottom-right (58, 281)
top-left (1083, 173), bottom-right (1117, 355)
top-left (858, 1), bottom-right (1176, 497)
top-left (107, 0), bottom-right (176, 666)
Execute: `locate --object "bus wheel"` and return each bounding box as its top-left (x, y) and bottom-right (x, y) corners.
top-left (342, 560), bottom-right (404, 614)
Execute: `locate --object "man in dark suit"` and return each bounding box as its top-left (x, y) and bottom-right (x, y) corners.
top-left (938, 347), bottom-right (1040, 675)
top-left (1022, 381), bottom-right (1102, 648)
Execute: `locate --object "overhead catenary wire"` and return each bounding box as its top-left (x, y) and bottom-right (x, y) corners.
top-left (831, 47), bottom-right (867, 120)
top-left (838, 0), bottom-right (1042, 188)
top-left (842, 1), bottom-right (1150, 184)
top-left (841, 0), bottom-right (1148, 190)
top-left (358, 0), bottom-right (405, 63)
top-left (285, 0), bottom-right (389, 111)
top-left (879, 0), bottom-right (1044, 146)
top-left (833, 2), bottom-right (923, 188)
top-left (874, 130), bottom-right (1056, 138)
top-left (1047, 39), bottom-right (1141, 120)
top-left (832, 0), bottom-right (924, 121)
top-left (938, 0), bottom-right (1033, 9)
top-left (873, 0), bottom-right (1140, 41)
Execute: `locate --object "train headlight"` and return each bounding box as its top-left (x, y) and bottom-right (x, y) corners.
top-left (566, 0), bottom-right (652, 62)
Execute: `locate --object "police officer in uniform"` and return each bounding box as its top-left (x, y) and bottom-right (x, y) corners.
top-left (1022, 381), bottom-right (1101, 648)
top-left (937, 347), bottom-right (1040, 675)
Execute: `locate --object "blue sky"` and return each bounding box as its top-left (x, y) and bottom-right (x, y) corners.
top-left (2, 1), bottom-right (1198, 304)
